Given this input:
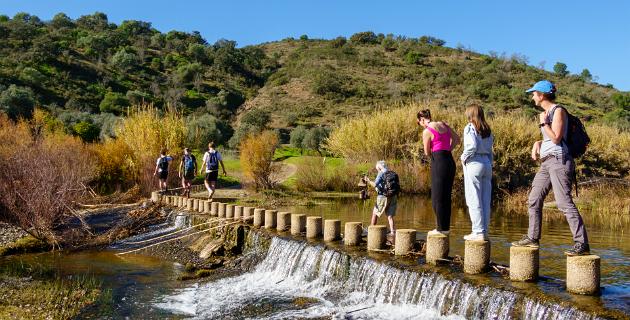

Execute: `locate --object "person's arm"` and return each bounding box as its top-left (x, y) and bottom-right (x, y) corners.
top-left (200, 153), bottom-right (207, 175)
top-left (460, 125), bottom-right (477, 164)
top-left (422, 129), bottom-right (432, 156)
top-left (540, 108), bottom-right (565, 145)
top-left (531, 140), bottom-right (542, 160)
top-left (450, 126), bottom-right (461, 150)
top-left (154, 160), bottom-right (159, 176)
top-left (220, 160), bottom-right (227, 175)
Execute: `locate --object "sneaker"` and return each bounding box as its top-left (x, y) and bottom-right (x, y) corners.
top-left (511, 235), bottom-right (539, 248)
top-left (565, 242), bottom-right (590, 256)
top-left (428, 229), bottom-right (450, 236)
top-left (463, 233), bottom-right (488, 241)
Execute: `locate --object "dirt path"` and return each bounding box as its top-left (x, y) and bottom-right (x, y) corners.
top-left (272, 162), bottom-right (297, 184)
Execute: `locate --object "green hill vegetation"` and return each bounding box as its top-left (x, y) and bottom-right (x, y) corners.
top-left (1, 12), bottom-right (629, 149)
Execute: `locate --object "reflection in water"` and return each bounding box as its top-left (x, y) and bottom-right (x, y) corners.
top-left (280, 196), bottom-right (630, 312)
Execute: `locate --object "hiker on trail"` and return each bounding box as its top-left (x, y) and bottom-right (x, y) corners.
top-left (154, 149), bottom-right (173, 192)
top-left (178, 148), bottom-right (197, 198)
top-left (512, 80), bottom-right (590, 256)
top-left (200, 141), bottom-right (227, 200)
top-left (461, 104), bottom-right (494, 241)
top-left (417, 109), bottom-right (460, 236)
top-left (365, 161), bottom-right (400, 238)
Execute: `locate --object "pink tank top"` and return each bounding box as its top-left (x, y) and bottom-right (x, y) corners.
top-left (426, 125), bottom-right (452, 152)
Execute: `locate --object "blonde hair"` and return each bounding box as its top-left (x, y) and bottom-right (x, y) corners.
top-left (465, 104), bottom-right (491, 138)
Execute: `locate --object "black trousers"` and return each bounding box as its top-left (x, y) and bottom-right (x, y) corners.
top-left (431, 150), bottom-right (456, 231)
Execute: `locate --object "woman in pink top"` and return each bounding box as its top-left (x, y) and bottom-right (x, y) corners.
top-left (417, 109), bottom-right (460, 235)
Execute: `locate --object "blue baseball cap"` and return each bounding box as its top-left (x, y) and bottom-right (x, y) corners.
top-left (526, 80), bottom-right (555, 93)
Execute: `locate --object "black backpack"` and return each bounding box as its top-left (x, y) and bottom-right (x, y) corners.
top-left (556, 106), bottom-right (590, 158)
top-left (158, 156), bottom-right (169, 171)
top-left (381, 170), bottom-right (401, 197)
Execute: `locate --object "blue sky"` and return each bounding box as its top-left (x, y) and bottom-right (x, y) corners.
top-left (3, 0), bottom-right (629, 91)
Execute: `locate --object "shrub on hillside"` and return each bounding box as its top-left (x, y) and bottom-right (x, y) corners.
top-left (349, 31), bottom-right (379, 45)
top-left (240, 131), bottom-right (279, 190)
top-left (186, 114), bottom-right (232, 150)
top-left (99, 92), bottom-right (129, 115)
top-left (0, 85), bottom-right (35, 120)
top-left (330, 36), bottom-right (347, 48)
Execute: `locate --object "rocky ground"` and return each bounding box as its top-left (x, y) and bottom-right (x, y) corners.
top-left (0, 222), bottom-right (27, 248)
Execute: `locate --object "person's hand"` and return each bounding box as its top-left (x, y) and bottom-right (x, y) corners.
top-left (531, 141), bottom-right (541, 160)
top-left (223, 170), bottom-right (228, 176)
top-left (539, 111), bottom-right (547, 125)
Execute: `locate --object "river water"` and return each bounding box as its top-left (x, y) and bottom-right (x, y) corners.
top-left (1, 196), bottom-right (629, 319)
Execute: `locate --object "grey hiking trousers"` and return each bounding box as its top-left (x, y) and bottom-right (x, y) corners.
top-left (527, 154), bottom-right (588, 244)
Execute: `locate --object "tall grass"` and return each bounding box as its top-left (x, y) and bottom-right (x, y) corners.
top-left (114, 104), bottom-right (187, 194)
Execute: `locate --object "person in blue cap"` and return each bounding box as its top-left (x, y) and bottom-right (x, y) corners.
top-left (512, 80), bottom-right (590, 256)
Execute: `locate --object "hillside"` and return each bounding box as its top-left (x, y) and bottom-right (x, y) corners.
top-left (1, 13), bottom-right (629, 147)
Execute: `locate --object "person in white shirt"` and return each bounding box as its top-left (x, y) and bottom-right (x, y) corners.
top-left (199, 141), bottom-right (227, 200)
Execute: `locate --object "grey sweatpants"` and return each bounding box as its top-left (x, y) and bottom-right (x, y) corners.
top-left (527, 155), bottom-right (588, 244)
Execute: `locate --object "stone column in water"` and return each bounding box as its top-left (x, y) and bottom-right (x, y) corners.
top-left (344, 222), bottom-right (363, 246)
top-left (253, 208), bottom-right (265, 227)
top-left (277, 212), bottom-right (291, 231)
top-left (198, 200), bottom-right (205, 213)
top-left (368, 225), bottom-right (386, 250)
top-left (211, 202), bottom-right (219, 216)
top-left (177, 197), bottom-right (184, 208)
top-left (226, 204), bottom-right (235, 220)
top-left (566, 255), bottom-right (601, 295)
top-left (426, 233), bottom-right (449, 264)
top-left (204, 200), bottom-right (212, 214)
top-left (395, 229), bottom-right (416, 255)
top-left (509, 246), bottom-right (539, 282)
top-left (192, 199), bottom-right (199, 211)
top-left (186, 198), bottom-right (194, 211)
top-left (151, 191), bottom-right (159, 202)
top-left (464, 240), bottom-right (490, 274)
top-left (234, 206), bottom-right (243, 220)
top-left (218, 203), bottom-right (226, 218)
top-left (306, 216), bottom-right (322, 238)
top-left (264, 210), bottom-right (277, 229)
top-left (291, 214), bottom-right (306, 235)
top-left (323, 219), bottom-right (341, 242)
top-left (243, 207), bottom-right (254, 223)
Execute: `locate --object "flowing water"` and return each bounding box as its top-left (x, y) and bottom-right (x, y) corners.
top-left (2, 197), bottom-right (629, 319)
top-left (279, 196), bottom-right (630, 313)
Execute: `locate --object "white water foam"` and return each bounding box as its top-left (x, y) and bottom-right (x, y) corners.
top-left (155, 237), bottom-right (600, 320)
top-left (110, 213), bottom-right (189, 249)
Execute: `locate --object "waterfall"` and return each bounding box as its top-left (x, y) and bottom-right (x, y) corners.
top-left (155, 237), bottom-right (603, 320)
top-left (109, 210), bottom-right (190, 249)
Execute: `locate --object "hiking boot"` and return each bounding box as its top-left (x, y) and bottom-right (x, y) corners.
top-left (511, 235), bottom-right (539, 248)
top-left (463, 233), bottom-right (488, 241)
top-left (565, 242), bottom-right (590, 256)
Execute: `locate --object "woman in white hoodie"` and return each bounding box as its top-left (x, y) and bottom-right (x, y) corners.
top-left (460, 104), bottom-right (494, 241)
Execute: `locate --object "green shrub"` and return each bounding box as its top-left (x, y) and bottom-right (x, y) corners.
top-left (99, 92), bottom-right (129, 115)
top-left (0, 85), bottom-right (35, 120)
top-left (349, 31), bottom-right (378, 45)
